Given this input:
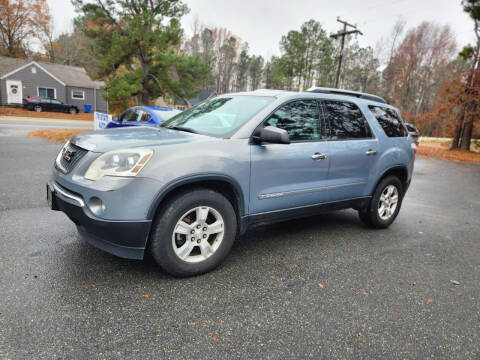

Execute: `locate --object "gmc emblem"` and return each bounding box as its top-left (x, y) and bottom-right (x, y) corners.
top-left (62, 147), bottom-right (74, 162)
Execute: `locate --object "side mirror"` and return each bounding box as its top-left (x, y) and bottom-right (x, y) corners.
top-left (405, 123), bottom-right (418, 134)
top-left (253, 126), bottom-right (290, 144)
top-left (113, 116), bottom-right (119, 122)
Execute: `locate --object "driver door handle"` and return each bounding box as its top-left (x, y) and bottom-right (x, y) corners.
top-left (312, 153), bottom-right (327, 160)
top-left (365, 150), bottom-right (377, 156)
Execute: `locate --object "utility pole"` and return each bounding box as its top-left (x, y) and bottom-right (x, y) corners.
top-left (330, 17), bottom-right (363, 88)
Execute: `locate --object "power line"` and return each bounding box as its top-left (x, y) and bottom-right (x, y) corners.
top-left (330, 17), bottom-right (363, 88)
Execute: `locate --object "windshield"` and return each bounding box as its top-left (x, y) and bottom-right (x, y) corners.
top-left (161, 95), bottom-right (275, 137)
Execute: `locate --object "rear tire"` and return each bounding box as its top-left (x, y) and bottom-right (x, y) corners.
top-left (149, 188), bottom-right (237, 277)
top-left (34, 105), bottom-right (42, 112)
top-left (358, 176), bottom-right (403, 229)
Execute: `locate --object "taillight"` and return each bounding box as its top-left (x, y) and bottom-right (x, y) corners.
top-left (411, 143), bottom-right (417, 156)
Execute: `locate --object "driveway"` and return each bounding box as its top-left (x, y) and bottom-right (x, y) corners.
top-left (0, 121), bottom-right (479, 359)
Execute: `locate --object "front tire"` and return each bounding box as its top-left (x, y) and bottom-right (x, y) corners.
top-left (149, 188), bottom-right (237, 277)
top-left (34, 105), bottom-right (42, 112)
top-left (358, 176), bottom-right (403, 229)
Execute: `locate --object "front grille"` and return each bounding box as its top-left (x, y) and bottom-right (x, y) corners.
top-left (55, 142), bottom-right (88, 174)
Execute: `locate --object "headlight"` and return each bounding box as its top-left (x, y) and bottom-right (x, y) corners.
top-left (84, 148), bottom-right (153, 180)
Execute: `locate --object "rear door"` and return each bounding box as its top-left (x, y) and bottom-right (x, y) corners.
top-left (249, 99), bottom-right (330, 214)
top-left (321, 100), bottom-right (378, 201)
top-left (41, 99), bottom-right (53, 111)
top-left (50, 99), bottom-right (64, 112)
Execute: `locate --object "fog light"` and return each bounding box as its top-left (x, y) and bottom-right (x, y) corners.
top-left (88, 197), bottom-right (105, 216)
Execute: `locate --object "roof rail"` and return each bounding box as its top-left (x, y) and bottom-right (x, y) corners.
top-left (306, 87), bottom-right (386, 104)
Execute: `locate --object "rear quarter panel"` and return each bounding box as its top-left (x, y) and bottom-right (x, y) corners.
top-left (359, 102), bottom-right (414, 195)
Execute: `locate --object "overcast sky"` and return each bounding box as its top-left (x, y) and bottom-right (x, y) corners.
top-left (49, 0), bottom-right (475, 59)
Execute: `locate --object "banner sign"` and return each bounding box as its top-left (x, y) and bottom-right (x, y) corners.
top-left (94, 112), bottom-right (112, 130)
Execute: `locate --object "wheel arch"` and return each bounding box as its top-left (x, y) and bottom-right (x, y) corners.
top-left (373, 166), bottom-right (409, 195)
top-left (147, 174), bottom-right (246, 224)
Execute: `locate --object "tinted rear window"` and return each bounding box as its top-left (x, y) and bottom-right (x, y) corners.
top-left (369, 106), bottom-right (408, 137)
top-left (323, 100), bottom-right (372, 140)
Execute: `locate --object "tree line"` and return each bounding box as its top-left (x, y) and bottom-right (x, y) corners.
top-left (0, 0), bottom-right (479, 149)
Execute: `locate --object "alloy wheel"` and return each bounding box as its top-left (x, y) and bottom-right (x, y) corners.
top-left (378, 185), bottom-right (399, 220)
top-left (171, 206), bottom-right (225, 263)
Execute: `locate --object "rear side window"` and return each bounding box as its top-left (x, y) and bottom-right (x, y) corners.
top-left (323, 100), bottom-right (372, 140)
top-left (266, 99), bottom-right (323, 141)
top-left (369, 106), bottom-right (408, 137)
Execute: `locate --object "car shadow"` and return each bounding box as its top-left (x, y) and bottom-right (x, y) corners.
top-left (57, 209), bottom-right (366, 285)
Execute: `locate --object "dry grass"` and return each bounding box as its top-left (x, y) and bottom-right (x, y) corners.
top-left (0, 106), bottom-right (94, 121)
top-left (28, 129), bottom-right (90, 143)
top-left (417, 142), bottom-right (480, 163)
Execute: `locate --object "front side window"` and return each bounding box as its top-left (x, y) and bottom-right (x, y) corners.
top-left (120, 109), bottom-right (137, 122)
top-left (38, 87), bottom-right (55, 99)
top-left (369, 106), bottom-right (408, 137)
top-left (265, 100), bottom-right (323, 141)
top-left (162, 95), bottom-right (275, 137)
top-left (323, 100), bottom-right (372, 140)
top-left (51, 99), bottom-right (62, 104)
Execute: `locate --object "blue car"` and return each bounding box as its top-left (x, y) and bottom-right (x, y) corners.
top-left (47, 88), bottom-right (415, 277)
top-left (105, 106), bottom-right (181, 128)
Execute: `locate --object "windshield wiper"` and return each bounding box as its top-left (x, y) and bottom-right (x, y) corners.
top-left (168, 126), bottom-right (198, 134)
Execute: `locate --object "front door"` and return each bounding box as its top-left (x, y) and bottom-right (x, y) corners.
top-left (250, 99), bottom-right (330, 215)
top-left (6, 80), bottom-right (22, 104)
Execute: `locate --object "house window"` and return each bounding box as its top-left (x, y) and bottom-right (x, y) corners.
top-left (31, 67), bottom-right (37, 74)
top-left (38, 87), bottom-right (55, 99)
top-left (72, 90), bottom-right (85, 100)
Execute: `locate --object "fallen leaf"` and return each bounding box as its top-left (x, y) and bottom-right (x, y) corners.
top-left (212, 337), bottom-right (218, 342)
top-left (426, 298), bottom-right (434, 304)
top-left (220, 319), bottom-right (224, 323)
top-left (458, 292), bottom-right (462, 296)
top-left (190, 322), bottom-right (197, 327)
top-left (449, 288), bottom-right (455, 292)
top-left (317, 283), bottom-right (325, 288)
top-left (142, 294), bottom-right (150, 298)
top-left (270, 275), bottom-right (276, 280)
top-left (348, 350), bottom-right (354, 355)
top-left (227, 314), bottom-right (232, 320)
top-left (362, 291), bottom-right (369, 296)
top-left (244, 250), bottom-right (248, 255)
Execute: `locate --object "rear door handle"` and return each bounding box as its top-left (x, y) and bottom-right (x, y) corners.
top-left (312, 153), bottom-right (327, 160)
top-left (365, 150), bottom-right (377, 156)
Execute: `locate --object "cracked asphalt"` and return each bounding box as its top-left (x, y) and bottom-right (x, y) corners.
top-left (1, 120), bottom-right (479, 359)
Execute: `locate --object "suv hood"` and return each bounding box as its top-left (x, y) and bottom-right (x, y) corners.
top-left (70, 126), bottom-right (209, 153)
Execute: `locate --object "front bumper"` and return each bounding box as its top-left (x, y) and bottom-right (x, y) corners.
top-left (48, 181), bottom-right (151, 260)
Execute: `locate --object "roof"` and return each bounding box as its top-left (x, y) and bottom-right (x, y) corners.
top-left (306, 86), bottom-right (386, 104)
top-left (0, 56), bottom-right (29, 77)
top-left (0, 56), bottom-right (104, 89)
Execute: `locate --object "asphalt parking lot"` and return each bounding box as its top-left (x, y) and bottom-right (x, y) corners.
top-left (1, 119), bottom-right (479, 359)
